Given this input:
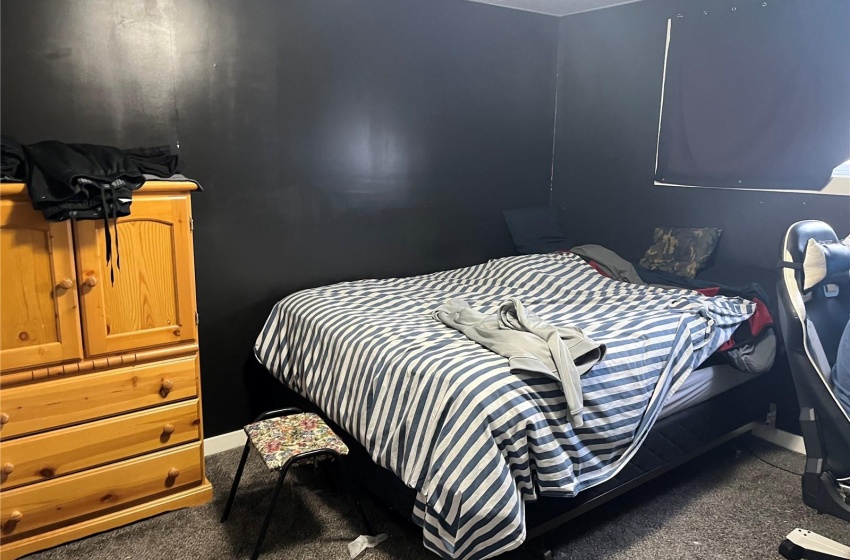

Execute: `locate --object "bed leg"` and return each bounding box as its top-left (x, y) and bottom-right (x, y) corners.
top-left (524, 539), bottom-right (554, 560)
top-left (532, 547), bottom-right (553, 560)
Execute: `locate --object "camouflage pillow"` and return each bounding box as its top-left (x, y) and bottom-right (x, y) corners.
top-left (639, 227), bottom-right (723, 279)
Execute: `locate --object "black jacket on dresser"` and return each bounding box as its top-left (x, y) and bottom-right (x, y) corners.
top-left (13, 140), bottom-right (183, 282)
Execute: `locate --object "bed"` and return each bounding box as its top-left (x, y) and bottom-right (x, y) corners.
top-left (254, 252), bottom-right (767, 559)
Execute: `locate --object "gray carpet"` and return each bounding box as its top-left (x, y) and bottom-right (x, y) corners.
top-left (24, 436), bottom-right (849, 560)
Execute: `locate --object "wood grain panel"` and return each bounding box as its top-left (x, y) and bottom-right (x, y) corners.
top-left (75, 195), bottom-right (197, 356)
top-left (0, 227), bottom-right (57, 348)
top-left (0, 443), bottom-right (203, 541)
top-left (103, 220), bottom-right (177, 335)
top-left (0, 355), bottom-right (198, 439)
top-left (0, 401), bottom-right (200, 490)
top-left (0, 201), bottom-right (82, 372)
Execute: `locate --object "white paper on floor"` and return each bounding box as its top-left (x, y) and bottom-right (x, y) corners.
top-left (348, 533), bottom-right (389, 559)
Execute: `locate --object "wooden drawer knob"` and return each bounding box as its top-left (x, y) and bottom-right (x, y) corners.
top-left (162, 423), bottom-right (175, 435)
top-left (167, 468), bottom-right (180, 479)
top-left (2, 463), bottom-right (14, 475)
top-left (58, 278), bottom-right (74, 290)
top-left (8, 511), bottom-right (23, 523)
top-left (0, 413), bottom-right (8, 425)
top-left (83, 276), bottom-right (98, 288)
top-left (159, 379), bottom-right (174, 398)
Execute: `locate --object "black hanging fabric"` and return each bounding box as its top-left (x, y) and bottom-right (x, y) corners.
top-left (655, 1), bottom-right (850, 191)
top-left (1, 135), bottom-right (27, 181)
top-left (19, 140), bottom-right (183, 283)
top-left (125, 145), bottom-right (184, 177)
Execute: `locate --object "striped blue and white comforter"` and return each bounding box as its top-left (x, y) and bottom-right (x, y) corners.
top-left (255, 253), bottom-right (755, 559)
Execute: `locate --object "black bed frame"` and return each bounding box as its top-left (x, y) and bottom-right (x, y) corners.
top-left (272, 371), bottom-right (773, 557)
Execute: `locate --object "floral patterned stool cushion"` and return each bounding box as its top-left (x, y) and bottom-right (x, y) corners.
top-left (244, 412), bottom-right (349, 471)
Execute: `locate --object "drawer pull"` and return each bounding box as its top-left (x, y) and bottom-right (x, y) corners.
top-left (159, 379), bottom-right (175, 398)
top-left (2, 463), bottom-right (14, 475)
top-left (3, 510), bottom-right (23, 533)
top-left (167, 468), bottom-right (180, 479)
top-left (83, 276), bottom-right (98, 288)
top-left (0, 413), bottom-right (8, 425)
top-left (58, 278), bottom-right (74, 290)
top-left (163, 423), bottom-right (176, 435)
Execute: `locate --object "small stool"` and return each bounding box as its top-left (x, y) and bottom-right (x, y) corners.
top-left (221, 408), bottom-right (374, 560)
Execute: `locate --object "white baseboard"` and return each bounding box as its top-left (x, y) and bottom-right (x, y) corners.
top-left (204, 430), bottom-right (247, 456)
top-left (751, 424), bottom-right (807, 455)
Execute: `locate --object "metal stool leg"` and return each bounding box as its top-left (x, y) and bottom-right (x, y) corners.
top-left (221, 441), bottom-right (252, 522)
top-left (251, 463), bottom-right (291, 560)
top-left (318, 460), bottom-right (337, 491)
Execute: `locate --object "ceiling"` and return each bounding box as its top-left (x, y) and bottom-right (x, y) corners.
top-left (465, 0), bottom-right (642, 17)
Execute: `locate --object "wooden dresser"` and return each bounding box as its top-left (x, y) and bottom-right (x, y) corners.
top-left (0, 181), bottom-right (212, 559)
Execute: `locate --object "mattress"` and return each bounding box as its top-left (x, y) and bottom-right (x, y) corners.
top-left (659, 364), bottom-right (762, 420)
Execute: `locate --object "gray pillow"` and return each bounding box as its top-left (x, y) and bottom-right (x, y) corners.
top-left (503, 207), bottom-right (573, 255)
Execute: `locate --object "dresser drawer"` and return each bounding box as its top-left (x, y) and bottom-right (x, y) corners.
top-left (0, 355), bottom-right (197, 439)
top-left (0, 443), bottom-right (202, 540)
top-left (0, 401), bottom-right (200, 490)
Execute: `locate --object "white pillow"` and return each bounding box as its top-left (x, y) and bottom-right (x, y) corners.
top-left (803, 238), bottom-right (850, 291)
top-left (803, 238), bottom-right (827, 291)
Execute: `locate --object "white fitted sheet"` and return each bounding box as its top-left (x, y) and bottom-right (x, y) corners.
top-left (659, 364), bottom-right (761, 420)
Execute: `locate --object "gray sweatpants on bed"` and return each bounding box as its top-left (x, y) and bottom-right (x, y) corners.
top-left (433, 298), bottom-right (606, 428)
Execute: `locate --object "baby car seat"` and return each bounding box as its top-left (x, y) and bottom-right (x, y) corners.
top-left (777, 220), bottom-right (850, 521)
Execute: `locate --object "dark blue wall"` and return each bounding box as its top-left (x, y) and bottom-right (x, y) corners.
top-left (1, 0), bottom-right (560, 436)
top-left (552, 0), bottom-right (849, 273)
top-left (550, 0), bottom-right (850, 432)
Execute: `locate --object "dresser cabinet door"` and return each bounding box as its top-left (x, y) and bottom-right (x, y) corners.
top-left (0, 201), bottom-right (83, 371)
top-left (74, 195), bottom-right (197, 357)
